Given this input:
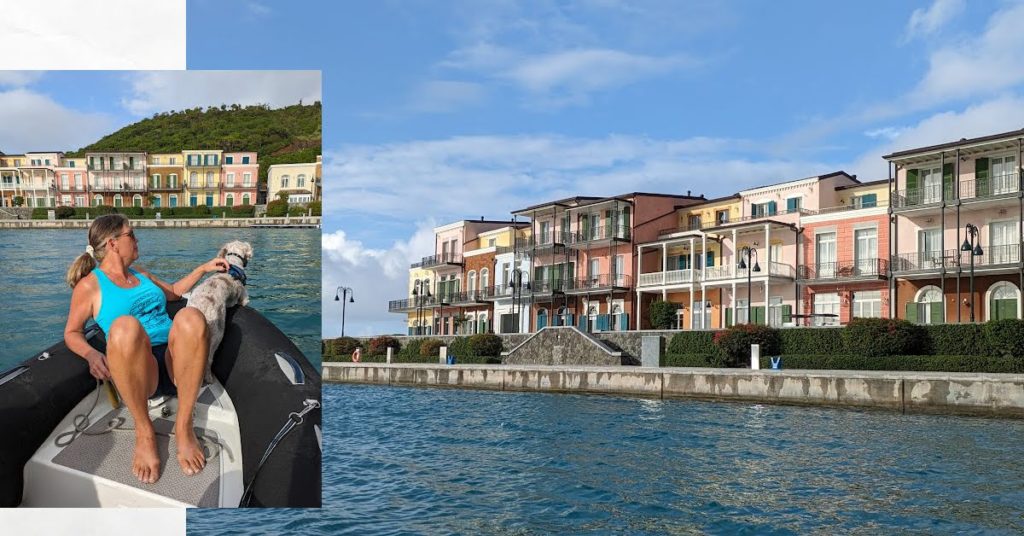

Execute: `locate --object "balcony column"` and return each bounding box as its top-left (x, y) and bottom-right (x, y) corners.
top-left (689, 237), bottom-right (696, 283)
top-left (635, 289), bottom-right (642, 329)
top-left (731, 281), bottom-right (737, 326)
top-left (661, 242), bottom-right (667, 285)
top-left (731, 229), bottom-right (738, 277)
top-left (765, 223), bottom-right (771, 269)
top-left (764, 279), bottom-right (770, 326)
top-left (688, 284), bottom-right (694, 329)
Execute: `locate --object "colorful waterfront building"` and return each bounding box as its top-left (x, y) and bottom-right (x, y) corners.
top-left (480, 225), bottom-right (532, 334)
top-left (54, 156), bottom-right (88, 207)
top-left (221, 152), bottom-right (258, 207)
top-left (886, 128), bottom-right (1024, 323)
top-left (0, 154), bottom-right (25, 208)
top-left (799, 179), bottom-right (890, 325)
top-left (182, 150), bottom-right (222, 207)
top-left (18, 152), bottom-right (63, 208)
top-left (314, 155), bottom-right (322, 201)
top-left (512, 193), bottom-right (704, 332)
top-left (86, 151), bottom-right (147, 207)
top-left (147, 153), bottom-right (184, 209)
top-left (635, 172), bottom-right (859, 329)
top-left (267, 161), bottom-right (317, 204)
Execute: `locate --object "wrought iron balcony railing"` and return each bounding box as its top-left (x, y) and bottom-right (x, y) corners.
top-left (892, 184), bottom-right (953, 208)
top-left (563, 273), bottom-right (632, 293)
top-left (798, 258), bottom-right (889, 280)
top-left (420, 252), bottom-right (464, 268)
top-left (958, 173), bottom-right (1020, 201)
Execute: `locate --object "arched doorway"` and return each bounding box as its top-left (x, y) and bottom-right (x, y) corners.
top-left (912, 286), bottom-right (943, 324)
top-left (986, 282), bottom-right (1020, 321)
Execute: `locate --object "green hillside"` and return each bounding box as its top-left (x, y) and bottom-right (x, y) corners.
top-left (67, 102), bottom-right (321, 184)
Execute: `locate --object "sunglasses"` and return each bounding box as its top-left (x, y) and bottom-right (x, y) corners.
top-left (114, 230), bottom-right (137, 242)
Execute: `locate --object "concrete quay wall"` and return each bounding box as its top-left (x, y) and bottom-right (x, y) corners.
top-left (324, 363), bottom-right (1024, 418)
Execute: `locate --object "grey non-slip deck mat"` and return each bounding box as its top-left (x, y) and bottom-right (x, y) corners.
top-left (51, 408), bottom-right (221, 507)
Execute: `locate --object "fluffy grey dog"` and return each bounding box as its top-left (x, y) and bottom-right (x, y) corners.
top-left (186, 240), bottom-right (252, 384)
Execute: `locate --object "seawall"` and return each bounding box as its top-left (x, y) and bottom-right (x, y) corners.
top-left (323, 363), bottom-right (1024, 418)
top-left (0, 216), bottom-right (320, 229)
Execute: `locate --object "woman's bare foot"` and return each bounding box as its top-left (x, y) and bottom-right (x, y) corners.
top-left (132, 430), bottom-right (161, 484)
top-left (176, 424), bottom-right (206, 476)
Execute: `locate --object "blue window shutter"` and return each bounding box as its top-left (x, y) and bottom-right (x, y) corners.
top-left (706, 251), bottom-right (715, 267)
top-left (768, 201), bottom-right (777, 215)
top-left (578, 314), bottom-right (587, 330)
top-left (567, 313), bottom-right (574, 326)
top-left (863, 193), bottom-right (877, 207)
top-left (751, 204), bottom-right (757, 217)
top-left (619, 313), bottom-right (629, 331)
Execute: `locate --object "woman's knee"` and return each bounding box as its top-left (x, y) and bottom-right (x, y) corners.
top-left (174, 308), bottom-right (208, 338)
top-left (109, 315), bottom-right (146, 348)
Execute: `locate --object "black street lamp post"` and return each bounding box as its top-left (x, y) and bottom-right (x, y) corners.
top-left (334, 286), bottom-right (354, 336)
top-left (961, 223), bottom-right (983, 322)
top-left (411, 279), bottom-right (431, 335)
top-left (738, 245), bottom-right (761, 324)
top-left (509, 268), bottom-right (530, 333)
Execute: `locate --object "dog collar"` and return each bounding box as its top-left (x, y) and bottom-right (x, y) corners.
top-left (225, 252), bottom-right (248, 267)
top-left (228, 264), bottom-right (247, 286)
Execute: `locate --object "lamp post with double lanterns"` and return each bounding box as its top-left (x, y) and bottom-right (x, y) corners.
top-left (961, 223), bottom-right (983, 322)
top-left (334, 286), bottom-right (354, 336)
top-left (509, 268), bottom-right (530, 333)
top-left (411, 279), bottom-right (432, 335)
top-left (738, 245), bottom-right (761, 324)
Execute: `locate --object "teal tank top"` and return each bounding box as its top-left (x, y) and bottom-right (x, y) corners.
top-left (93, 268), bottom-right (173, 345)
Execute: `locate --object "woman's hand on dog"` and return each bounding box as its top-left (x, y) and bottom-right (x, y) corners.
top-left (202, 258), bottom-right (231, 274)
top-left (85, 350), bottom-right (111, 380)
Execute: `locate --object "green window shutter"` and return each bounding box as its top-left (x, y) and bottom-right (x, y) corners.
top-left (930, 302), bottom-right (944, 324)
top-left (995, 299), bottom-right (1017, 320)
top-left (622, 207), bottom-right (631, 232)
top-left (905, 169), bottom-right (919, 205)
top-left (605, 210), bottom-right (612, 239)
top-left (942, 163), bottom-right (954, 200)
top-left (725, 307), bottom-right (733, 327)
top-left (580, 215), bottom-right (589, 238)
top-left (905, 302), bottom-right (918, 323)
top-left (975, 157), bottom-right (989, 197)
top-left (782, 304), bottom-right (792, 324)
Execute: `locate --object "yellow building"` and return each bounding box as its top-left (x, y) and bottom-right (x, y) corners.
top-left (402, 266), bottom-right (436, 335)
top-left (182, 149), bottom-right (223, 207)
top-left (267, 162), bottom-right (317, 204)
top-left (0, 154), bottom-right (25, 207)
top-left (148, 153), bottom-right (185, 209)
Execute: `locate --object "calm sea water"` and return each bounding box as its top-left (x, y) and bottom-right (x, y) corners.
top-left (188, 384), bottom-right (1024, 534)
top-left (0, 228), bottom-right (320, 369)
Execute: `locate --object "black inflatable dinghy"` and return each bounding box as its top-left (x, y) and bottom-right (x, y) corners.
top-left (0, 300), bottom-right (321, 508)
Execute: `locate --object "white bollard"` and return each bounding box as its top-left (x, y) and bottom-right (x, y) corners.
top-left (439, 346), bottom-right (448, 365)
top-left (386, 346), bottom-right (394, 364)
top-left (750, 343), bottom-right (761, 370)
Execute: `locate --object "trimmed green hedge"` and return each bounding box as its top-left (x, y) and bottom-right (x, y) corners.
top-left (667, 331), bottom-right (718, 356)
top-left (662, 354), bottom-right (725, 367)
top-left (759, 354), bottom-right (1024, 373)
top-left (923, 324), bottom-right (990, 357)
top-left (778, 328), bottom-right (845, 355)
top-left (32, 204), bottom-right (262, 219)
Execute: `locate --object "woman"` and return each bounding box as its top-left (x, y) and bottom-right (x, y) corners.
top-left (64, 214), bottom-right (229, 485)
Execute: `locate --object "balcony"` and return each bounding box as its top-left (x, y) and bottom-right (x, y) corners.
top-left (891, 250), bottom-right (960, 272)
top-left (658, 219), bottom-right (715, 237)
top-left (806, 200), bottom-right (888, 216)
top-left (420, 252), bottom-right (463, 269)
top-left (892, 184), bottom-right (953, 210)
top-left (516, 230), bottom-right (574, 254)
top-left (573, 224), bottom-right (630, 245)
top-left (56, 185), bottom-right (88, 192)
top-left (445, 290), bottom-right (490, 306)
top-left (798, 259), bottom-right (889, 281)
top-left (636, 269), bottom-right (698, 288)
top-left (703, 261), bottom-right (795, 282)
top-left (479, 285), bottom-right (515, 301)
top-left (563, 273), bottom-right (632, 294)
top-left (958, 173), bottom-right (1020, 203)
top-left (524, 279), bottom-right (567, 300)
top-left (90, 183), bottom-right (146, 193)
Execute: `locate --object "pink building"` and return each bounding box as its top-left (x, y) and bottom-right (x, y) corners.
top-left (512, 192), bottom-right (703, 332)
top-left (54, 156), bottom-right (87, 207)
top-left (221, 152), bottom-right (258, 206)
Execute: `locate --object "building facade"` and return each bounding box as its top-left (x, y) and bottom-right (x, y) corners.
top-left (87, 152), bottom-right (147, 207)
top-left (54, 156), bottom-right (87, 207)
top-left (221, 152), bottom-right (258, 206)
top-left (267, 161), bottom-right (317, 204)
top-left (182, 150), bottom-right (222, 207)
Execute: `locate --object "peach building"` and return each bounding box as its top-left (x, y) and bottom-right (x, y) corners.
top-left (54, 156), bottom-right (87, 207)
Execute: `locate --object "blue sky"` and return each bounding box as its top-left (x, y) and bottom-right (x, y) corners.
top-left (188, 0), bottom-right (1024, 337)
top-left (0, 70), bottom-right (319, 154)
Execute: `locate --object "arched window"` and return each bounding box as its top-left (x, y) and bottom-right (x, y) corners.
top-left (988, 282), bottom-right (1020, 321)
top-left (480, 268), bottom-right (489, 292)
top-left (205, 171), bottom-right (214, 187)
top-left (536, 307), bottom-right (549, 330)
top-left (281, 175), bottom-right (290, 188)
top-left (479, 312), bottom-right (488, 334)
top-left (152, 195), bottom-right (161, 208)
top-left (467, 271), bottom-right (477, 298)
top-left (913, 286), bottom-right (943, 325)
top-left (93, 194), bottom-right (103, 206)
top-left (297, 174), bottom-right (306, 187)
top-left (113, 194), bottom-right (123, 207)
top-left (133, 194), bottom-right (142, 207)
top-left (226, 194), bottom-right (235, 207)
top-left (242, 193), bottom-right (251, 205)
top-left (189, 172), bottom-right (198, 188)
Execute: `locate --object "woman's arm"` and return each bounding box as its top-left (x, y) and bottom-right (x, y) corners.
top-left (64, 277), bottom-right (110, 380)
top-left (144, 258), bottom-right (230, 301)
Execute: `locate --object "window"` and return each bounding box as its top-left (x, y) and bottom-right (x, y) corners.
top-left (169, 157), bottom-right (176, 165)
top-left (920, 166), bottom-right (943, 204)
top-left (190, 172), bottom-right (198, 188)
top-left (853, 194), bottom-right (877, 208)
top-left (487, 238), bottom-right (496, 247)
top-left (297, 174), bottom-right (306, 188)
top-left (205, 172), bottom-right (213, 187)
top-left (589, 258), bottom-right (600, 279)
top-left (991, 155), bottom-right (1017, 194)
top-left (715, 209), bottom-right (729, 225)
top-left (989, 282), bottom-right (1019, 321)
top-left (468, 271), bottom-right (477, 297)
top-left (751, 201), bottom-right (777, 217)
top-left (227, 173), bottom-right (235, 187)
top-left (169, 174), bottom-right (177, 188)
top-left (153, 195), bottom-right (161, 208)
top-left (768, 296), bottom-right (784, 327)
top-left (853, 291), bottom-right (882, 318)
top-left (93, 195), bottom-right (102, 206)
top-left (989, 221), bottom-right (1019, 265)
top-left (226, 194), bottom-right (234, 207)
top-left (854, 228), bottom-right (877, 274)
top-left (281, 175), bottom-right (290, 188)
top-left (242, 156), bottom-right (250, 164)
top-left (113, 194), bottom-right (123, 207)
top-left (613, 255), bottom-right (624, 285)
top-left (225, 156), bottom-right (233, 164)
top-left (539, 221), bottom-right (551, 243)
top-left (133, 194), bottom-right (142, 207)
top-left (816, 232), bottom-right (836, 278)
top-left (151, 174), bottom-right (161, 189)
top-left (481, 268), bottom-right (489, 291)
top-left (74, 173), bottom-right (82, 189)
top-left (75, 195), bottom-right (85, 206)
top-left (206, 193), bottom-right (214, 207)
top-left (693, 300), bottom-right (708, 329)
top-left (688, 214), bottom-right (701, 230)
top-left (242, 193), bottom-right (250, 205)
top-left (735, 298), bottom-right (749, 325)
top-left (786, 197), bottom-right (801, 212)
top-left (813, 292), bottom-right (839, 326)
top-left (918, 229), bottom-right (942, 268)
top-left (243, 173), bottom-right (252, 186)
top-left (60, 173), bottom-right (68, 189)
top-left (61, 195), bottom-right (71, 206)
top-left (169, 194), bottom-right (178, 207)
top-left (151, 156), bottom-right (160, 165)
top-left (190, 194), bottom-right (198, 207)
top-left (69, 161), bottom-right (76, 168)
top-left (914, 287), bottom-right (943, 325)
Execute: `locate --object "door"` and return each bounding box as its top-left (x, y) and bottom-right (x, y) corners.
top-left (613, 255), bottom-right (624, 286)
top-left (768, 296), bottom-right (783, 327)
top-left (854, 228), bottom-right (877, 275)
top-left (918, 229), bottom-right (942, 269)
top-left (992, 155), bottom-right (1017, 194)
top-left (921, 167), bottom-right (942, 204)
top-left (990, 221), bottom-right (1018, 265)
top-left (816, 232), bottom-right (836, 278)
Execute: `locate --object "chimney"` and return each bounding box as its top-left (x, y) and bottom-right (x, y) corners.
top-left (480, 216), bottom-right (484, 221)
top-left (687, 190), bottom-right (691, 196)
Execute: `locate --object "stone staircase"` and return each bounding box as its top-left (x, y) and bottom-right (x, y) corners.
top-left (502, 326), bottom-right (637, 366)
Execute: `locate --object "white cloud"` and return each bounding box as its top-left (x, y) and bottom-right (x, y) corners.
top-left (322, 224), bottom-right (437, 337)
top-left (849, 95), bottom-right (1024, 180)
top-left (0, 72), bottom-right (43, 88)
top-left (0, 89), bottom-right (114, 153)
top-left (122, 70), bottom-right (321, 116)
top-left (247, 1), bottom-right (271, 16)
top-left (408, 80), bottom-right (486, 113)
top-left (904, 0), bottom-right (965, 42)
top-left (908, 2), bottom-right (1024, 106)
top-left (863, 126), bottom-right (904, 141)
